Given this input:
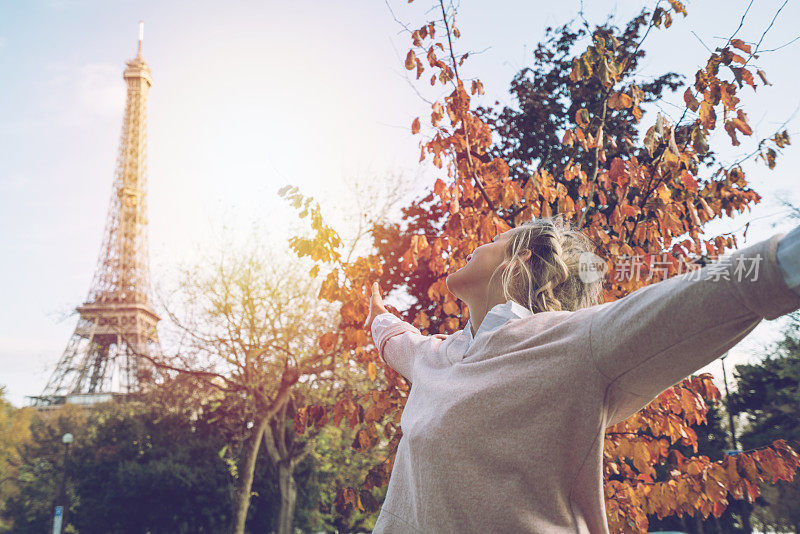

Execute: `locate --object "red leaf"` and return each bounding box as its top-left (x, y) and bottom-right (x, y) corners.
top-left (731, 38), bottom-right (752, 54)
top-left (683, 87), bottom-right (700, 112)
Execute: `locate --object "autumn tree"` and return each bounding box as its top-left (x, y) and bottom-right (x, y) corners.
top-left (284, 1), bottom-right (800, 531)
top-left (288, 402), bottom-right (391, 533)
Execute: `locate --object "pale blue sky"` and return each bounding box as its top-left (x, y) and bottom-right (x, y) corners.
top-left (1, 0), bottom-right (799, 406)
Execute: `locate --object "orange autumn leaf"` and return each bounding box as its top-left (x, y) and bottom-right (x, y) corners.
top-left (575, 108), bottom-right (590, 128)
top-left (732, 109), bottom-right (752, 135)
top-left (699, 101), bottom-right (716, 129)
top-left (683, 87), bottom-right (700, 112)
top-left (405, 49), bottom-right (416, 70)
top-left (411, 117), bottom-right (421, 134)
top-left (442, 299), bottom-right (459, 315)
top-left (730, 38), bottom-right (751, 54)
top-left (319, 331), bottom-right (337, 352)
top-left (367, 361), bottom-right (377, 381)
top-left (608, 92), bottom-right (633, 110)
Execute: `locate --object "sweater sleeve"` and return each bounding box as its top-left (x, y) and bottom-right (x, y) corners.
top-left (776, 223), bottom-right (800, 296)
top-left (370, 312), bottom-right (425, 382)
top-left (586, 230), bottom-right (800, 427)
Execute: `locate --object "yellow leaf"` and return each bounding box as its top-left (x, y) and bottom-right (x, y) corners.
top-left (699, 101), bottom-right (716, 129)
top-left (443, 299), bottom-right (459, 315)
top-left (657, 184), bottom-right (671, 202)
top-left (368, 362), bottom-right (377, 381)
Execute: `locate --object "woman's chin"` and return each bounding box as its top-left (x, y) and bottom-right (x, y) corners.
top-left (445, 270), bottom-right (463, 291)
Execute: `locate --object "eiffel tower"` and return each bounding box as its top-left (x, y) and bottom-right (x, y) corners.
top-left (31, 23), bottom-right (161, 407)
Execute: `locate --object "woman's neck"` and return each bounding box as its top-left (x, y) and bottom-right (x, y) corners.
top-left (466, 295), bottom-right (508, 335)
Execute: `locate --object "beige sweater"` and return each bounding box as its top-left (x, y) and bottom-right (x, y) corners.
top-left (370, 232), bottom-right (800, 533)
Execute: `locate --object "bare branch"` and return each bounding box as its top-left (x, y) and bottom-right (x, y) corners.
top-left (743, 0), bottom-right (790, 67)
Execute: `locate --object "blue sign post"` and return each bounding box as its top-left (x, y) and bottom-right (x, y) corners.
top-left (52, 505), bottom-right (63, 534)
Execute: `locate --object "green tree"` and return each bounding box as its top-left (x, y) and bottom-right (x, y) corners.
top-left (0, 386), bottom-right (33, 533)
top-left (2, 403), bottom-right (87, 534)
top-left (293, 407), bottom-right (389, 533)
top-left (71, 401), bottom-right (232, 533)
top-left (728, 312), bottom-right (800, 533)
top-left (3, 398), bottom-right (233, 534)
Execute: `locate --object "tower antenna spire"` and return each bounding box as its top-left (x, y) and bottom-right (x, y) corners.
top-left (138, 20), bottom-right (144, 55)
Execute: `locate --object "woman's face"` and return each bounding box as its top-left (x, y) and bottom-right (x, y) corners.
top-left (445, 229), bottom-right (518, 300)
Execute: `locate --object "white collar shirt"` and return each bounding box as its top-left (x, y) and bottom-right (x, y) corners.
top-left (459, 300), bottom-right (533, 351)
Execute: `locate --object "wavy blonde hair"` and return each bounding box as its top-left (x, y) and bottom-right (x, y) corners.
top-left (488, 214), bottom-right (605, 313)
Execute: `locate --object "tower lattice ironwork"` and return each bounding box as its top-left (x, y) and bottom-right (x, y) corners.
top-left (32, 23), bottom-right (162, 407)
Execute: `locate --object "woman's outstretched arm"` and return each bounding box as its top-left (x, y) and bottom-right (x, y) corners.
top-left (364, 282), bottom-right (447, 383)
top-left (371, 312), bottom-right (422, 380)
top-left (585, 226), bottom-right (800, 426)
top-left (370, 313), bottom-right (451, 382)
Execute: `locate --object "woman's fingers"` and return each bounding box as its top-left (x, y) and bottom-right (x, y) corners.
top-left (371, 281), bottom-right (381, 305)
top-left (364, 281), bottom-right (386, 330)
top-left (364, 282), bottom-right (377, 329)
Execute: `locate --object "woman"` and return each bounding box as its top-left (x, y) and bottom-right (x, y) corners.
top-left (363, 215), bottom-right (800, 533)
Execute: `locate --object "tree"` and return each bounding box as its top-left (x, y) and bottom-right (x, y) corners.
top-left (3, 373), bottom-right (382, 533)
top-left (2, 397), bottom-right (234, 534)
top-left (477, 14), bottom-right (683, 187)
top-left (2, 403), bottom-right (86, 534)
top-left (71, 402), bottom-right (232, 534)
top-left (645, 400), bottom-right (756, 533)
top-left (0, 386), bottom-right (33, 533)
top-left (728, 312), bottom-right (800, 532)
top-left (147, 237), bottom-right (356, 534)
top-left (283, 1), bottom-right (800, 531)
top-left (253, 413), bottom-right (388, 534)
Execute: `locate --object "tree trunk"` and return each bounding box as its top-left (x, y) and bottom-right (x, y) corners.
top-left (741, 500), bottom-right (753, 534)
top-left (712, 514), bottom-right (723, 533)
top-left (693, 512), bottom-right (704, 534)
top-left (276, 462), bottom-right (298, 534)
top-left (232, 415), bottom-right (269, 534)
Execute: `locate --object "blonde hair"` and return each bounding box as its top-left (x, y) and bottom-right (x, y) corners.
top-left (488, 214), bottom-right (604, 313)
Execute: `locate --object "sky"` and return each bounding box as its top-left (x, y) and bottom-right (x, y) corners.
top-left (1, 0), bottom-right (799, 408)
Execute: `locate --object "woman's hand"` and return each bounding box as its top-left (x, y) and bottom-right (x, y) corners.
top-left (363, 281), bottom-right (390, 330)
